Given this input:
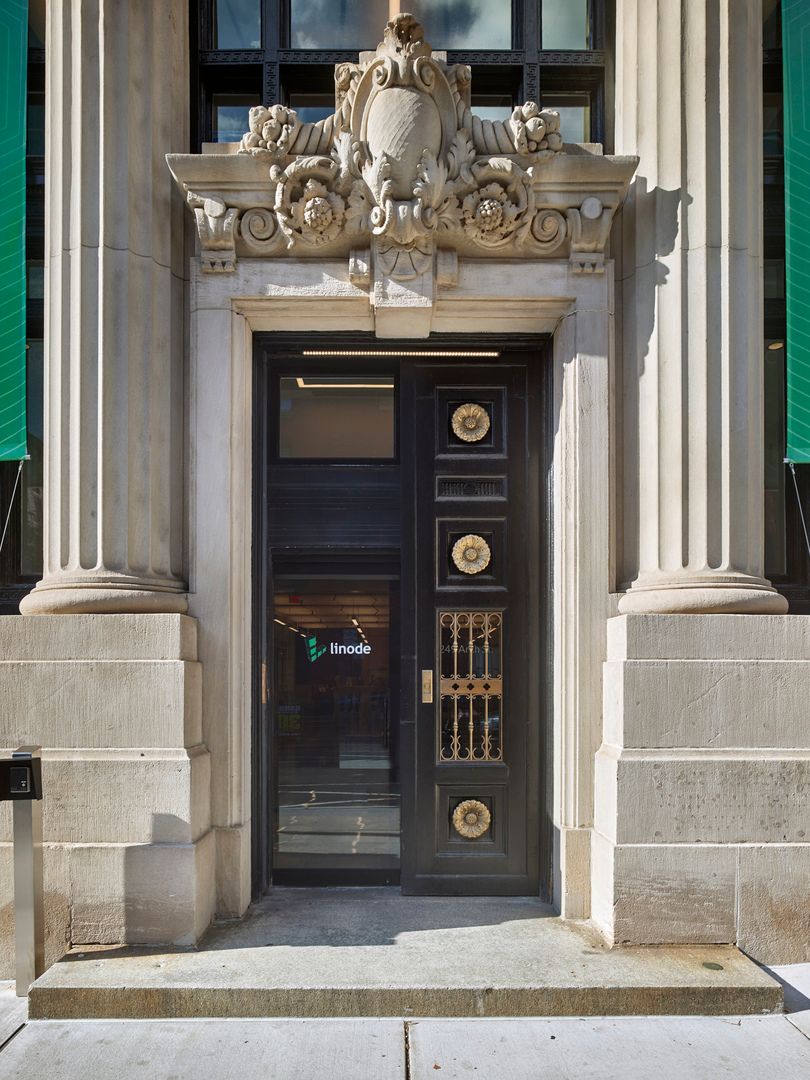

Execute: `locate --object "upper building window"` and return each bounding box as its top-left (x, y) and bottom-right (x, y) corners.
top-left (193, 0), bottom-right (610, 150)
top-left (214, 0), bottom-right (261, 48)
top-left (289, 0), bottom-right (389, 50)
top-left (542, 0), bottom-right (590, 49)
top-left (290, 0), bottom-right (513, 51)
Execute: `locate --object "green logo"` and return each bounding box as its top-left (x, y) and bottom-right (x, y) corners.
top-left (305, 635), bottom-right (327, 663)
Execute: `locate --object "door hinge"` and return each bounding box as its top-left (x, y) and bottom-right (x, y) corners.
top-left (261, 661), bottom-right (268, 705)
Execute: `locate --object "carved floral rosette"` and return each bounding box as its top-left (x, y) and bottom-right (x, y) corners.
top-left (451, 403), bottom-right (491, 442)
top-left (452, 534), bottom-right (492, 575)
top-left (169, 14), bottom-right (635, 276)
top-left (272, 158), bottom-right (346, 248)
top-left (452, 799), bottom-right (491, 839)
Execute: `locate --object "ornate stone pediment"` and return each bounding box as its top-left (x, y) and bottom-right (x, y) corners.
top-left (168, 14), bottom-right (637, 281)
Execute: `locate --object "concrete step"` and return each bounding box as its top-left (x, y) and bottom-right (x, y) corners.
top-left (28, 890), bottom-right (782, 1019)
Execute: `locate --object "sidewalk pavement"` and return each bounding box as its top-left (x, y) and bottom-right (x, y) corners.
top-left (0, 966), bottom-right (807, 1079)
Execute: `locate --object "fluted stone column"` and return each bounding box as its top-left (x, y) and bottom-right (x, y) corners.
top-left (21, 0), bottom-right (188, 614)
top-left (616, 0), bottom-right (787, 614)
top-left (594, 0), bottom-right (808, 960)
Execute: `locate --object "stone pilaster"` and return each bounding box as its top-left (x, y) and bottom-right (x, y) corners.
top-left (21, 0), bottom-right (188, 614)
top-left (616, 0), bottom-right (787, 614)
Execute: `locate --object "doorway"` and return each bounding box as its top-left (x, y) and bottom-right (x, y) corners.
top-left (253, 336), bottom-right (550, 897)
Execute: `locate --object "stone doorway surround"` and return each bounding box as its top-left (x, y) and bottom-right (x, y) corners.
top-left (3, 4), bottom-right (808, 975)
top-left (183, 254), bottom-right (621, 920)
top-left (165, 12), bottom-right (637, 922)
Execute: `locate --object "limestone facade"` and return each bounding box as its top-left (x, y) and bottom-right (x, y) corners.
top-left (0, 3), bottom-right (806, 971)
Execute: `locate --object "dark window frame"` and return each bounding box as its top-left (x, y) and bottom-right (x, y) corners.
top-left (192, 0), bottom-right (611, 151)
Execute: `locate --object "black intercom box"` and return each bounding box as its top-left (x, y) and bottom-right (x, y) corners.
top-left (0, 757), bottom-right (43, 801)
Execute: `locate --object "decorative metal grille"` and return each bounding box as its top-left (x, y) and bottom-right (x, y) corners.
top-left (439, 611), bottom-right (503, 762)
top-left (437, 477), bottom-right (505, 499)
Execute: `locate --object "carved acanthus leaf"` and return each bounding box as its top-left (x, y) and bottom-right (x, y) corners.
top-left (363, 153), bottom-right (394, 212)
top-left (413, 151), bottom-right (448, 213)
top-left (447, 129), bottom-right (475, 184)
top-left (331, 131), bottom-right (363, 193)
top-left (346, 179), bottom-right (375, 237)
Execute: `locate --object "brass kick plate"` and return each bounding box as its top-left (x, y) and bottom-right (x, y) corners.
top-left (421, 669), bottom-right (434, 703)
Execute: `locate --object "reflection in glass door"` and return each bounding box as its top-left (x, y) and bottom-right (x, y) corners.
top-left (272, 579), bottom-right (399, 882)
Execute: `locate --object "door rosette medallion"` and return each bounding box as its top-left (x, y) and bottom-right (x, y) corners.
top-left (452, 534), bottom-right (491, 574)
top-left (451, 403), bottom-right (490, 442)
top-left (452, 799), bottom-right (491, 839)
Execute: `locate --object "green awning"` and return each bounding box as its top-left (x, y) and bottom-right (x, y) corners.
top-left (784, 0), bottom-right (810, 462)
top-left (0, 0), bottom-right (28, 461)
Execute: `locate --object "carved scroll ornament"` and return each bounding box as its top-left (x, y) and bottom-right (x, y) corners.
top-left (168, 14), bottom-right (638, 275)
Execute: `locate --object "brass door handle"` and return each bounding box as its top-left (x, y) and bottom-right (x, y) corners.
top-left (421, 669), bottom-right (434, 703)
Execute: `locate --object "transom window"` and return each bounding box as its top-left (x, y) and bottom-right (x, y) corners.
top-left (277, 375), bottom-right (396, 460)
top-left (193, 0), bottom-right (609, 151)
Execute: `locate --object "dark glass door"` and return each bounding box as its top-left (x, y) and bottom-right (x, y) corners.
top-left (255, 337), bottom-right (547, 895)
top-left (271, 579), bottom-right (399, 882)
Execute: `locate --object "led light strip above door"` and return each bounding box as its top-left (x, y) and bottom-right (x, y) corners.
top-left (301, 350), bottom-right (500, 358)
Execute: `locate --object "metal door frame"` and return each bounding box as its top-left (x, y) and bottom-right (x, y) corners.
top-left (252, 333), bottom-right (552, 898)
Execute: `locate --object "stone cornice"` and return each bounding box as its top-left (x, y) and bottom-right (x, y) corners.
top-left (168, 14), bottom-right (637, 279)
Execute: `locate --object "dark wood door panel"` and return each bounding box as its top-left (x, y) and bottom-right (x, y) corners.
top-left (401, 355), bottom-right (545, 895)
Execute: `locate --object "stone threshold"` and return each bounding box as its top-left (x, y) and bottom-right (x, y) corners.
top-left (28, 890), bottom-right (781, 1019)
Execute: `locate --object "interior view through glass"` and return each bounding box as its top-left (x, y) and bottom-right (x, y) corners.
top-left (272, 580), bottom-right (399, 879)
top-left (278, 375), bottom-right (395, 459)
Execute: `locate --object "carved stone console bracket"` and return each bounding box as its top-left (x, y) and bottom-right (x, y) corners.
top-left (187, 192), bottom-right (240, 273)
top-left (566, 196), bottom-right (614, 274)
top-left (168, 15), bottom-right (637, 284)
